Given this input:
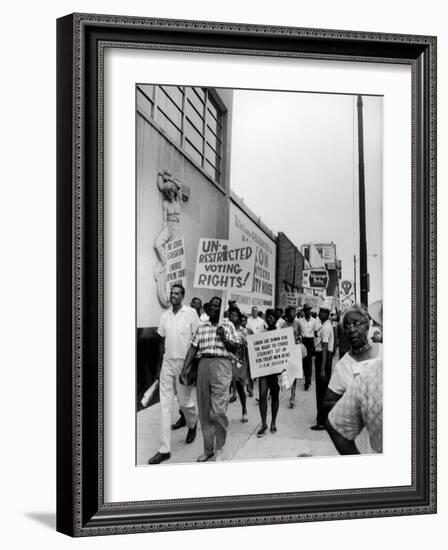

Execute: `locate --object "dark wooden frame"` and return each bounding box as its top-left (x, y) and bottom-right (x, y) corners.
top-left (57, 13), bottom-right (437, 537)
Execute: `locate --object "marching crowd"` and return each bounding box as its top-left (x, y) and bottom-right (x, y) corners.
top-left (146, 283), bottom-right (383, 465)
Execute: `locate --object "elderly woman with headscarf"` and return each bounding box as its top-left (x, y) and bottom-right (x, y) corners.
top-left (323, 304), bottom-right (382, 452)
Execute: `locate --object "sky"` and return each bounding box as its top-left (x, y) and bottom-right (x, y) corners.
top-left (228, 89), bottom-right (383, 304)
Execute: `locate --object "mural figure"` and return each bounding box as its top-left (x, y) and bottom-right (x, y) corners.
top-left (154, 170), bottom-right (189, 307)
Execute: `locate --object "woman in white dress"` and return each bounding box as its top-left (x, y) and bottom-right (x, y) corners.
top-left (324, 304), bottom-right (382, 453)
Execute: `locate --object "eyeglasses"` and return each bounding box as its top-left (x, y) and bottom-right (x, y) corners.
top-left (343, 320), bottom-right (365, 329)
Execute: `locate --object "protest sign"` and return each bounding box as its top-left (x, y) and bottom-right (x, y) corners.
top-left (165, 238), bottom-right (186, 292)
top-left (193, 238), bottom-right (255, 292)
top-left (296, 293), bottom-right (320, 308)
top-left (285, 293), bottom-right (300, 307)
top-left (247, 327), bottom-right (300, 378)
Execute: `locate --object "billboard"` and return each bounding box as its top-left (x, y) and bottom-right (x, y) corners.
top-left (229, 202), bottom-right (276, 310)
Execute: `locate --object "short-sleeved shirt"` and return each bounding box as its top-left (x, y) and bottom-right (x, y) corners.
top-left (329, 344), bottom-right (383, 396)
top-left (276, 318), bottom-right (285, 329)
top-left (315, 319), bottom-right (334, 353)
top-left (191, 318), bottom-right (239, 359)
top-left (328, 360), bottom-right (383, 453)
top-left (282, 319), bottom-right (300, 343)
top-left (299, 317), bottom-right (318, 338)
top-left (157, 304), bottom-right (200, 360)
top-left (313, 318), bottom-right (322, 346)
top-left (247, 316), bottom-right (267, 334)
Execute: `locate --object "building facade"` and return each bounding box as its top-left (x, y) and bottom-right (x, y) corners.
top-left (276, 232), bottom-right (306, 310)
top-left (136, 85), bottom-right (233, 399)
top-left (300, 242), bottom-right (342, 309)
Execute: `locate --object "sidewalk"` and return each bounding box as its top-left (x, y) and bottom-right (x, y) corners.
top-left (137, 380), bottom-right (338, 465)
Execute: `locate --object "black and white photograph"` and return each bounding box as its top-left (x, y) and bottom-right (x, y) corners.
top-left (136, 84), bottom-right (383, 465)
top-left (1, 0), bottom-right (443, 545)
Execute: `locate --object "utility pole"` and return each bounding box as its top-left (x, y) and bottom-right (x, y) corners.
top-left (357, 95), bottom-right (369, 307)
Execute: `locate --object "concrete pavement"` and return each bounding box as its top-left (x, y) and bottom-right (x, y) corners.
top-left (137, 379), bottom-right (338, 465)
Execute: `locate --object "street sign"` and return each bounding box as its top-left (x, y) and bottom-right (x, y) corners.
top-left (303, 269), bottom-right (329, 289)
top-left (341, 280), bottom-right (353, 296)
top-left (340, 279), bottom-right (355, 310)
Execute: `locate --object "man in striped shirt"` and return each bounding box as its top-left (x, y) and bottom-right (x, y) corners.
top-left (181, 296), bottom-right (239, 462)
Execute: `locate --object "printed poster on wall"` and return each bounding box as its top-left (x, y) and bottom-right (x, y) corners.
top-left (165, 238), bottom-right (186, 293)
top-left (229, 202), bottom-right (276, 310)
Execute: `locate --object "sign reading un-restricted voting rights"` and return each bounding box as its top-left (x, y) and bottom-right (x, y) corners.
top-left (193, 238), bottom-right (256, 291)
top-left (247, 327), bottom-right (302, 379)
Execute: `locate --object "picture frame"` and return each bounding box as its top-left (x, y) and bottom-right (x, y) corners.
top-left (56, 13), bottom-right (437, 536)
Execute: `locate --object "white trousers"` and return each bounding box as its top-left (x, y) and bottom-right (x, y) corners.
top-left (158, 357), bottom-right (197, 453)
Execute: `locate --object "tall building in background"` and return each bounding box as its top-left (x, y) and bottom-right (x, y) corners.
top-left (275, 233), bottom-right (305, 309)
top-left (300, 242), bottom-right (341, 309)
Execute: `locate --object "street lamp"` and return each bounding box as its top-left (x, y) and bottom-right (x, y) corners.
top-left (353, 253), bottom-right (378, 304)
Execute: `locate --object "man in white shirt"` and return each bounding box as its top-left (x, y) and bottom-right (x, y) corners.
top-left (298, 303), bottom-right (317, 390)
top-left (246, 306), bottom-right (266, 334)
top-left (311, 305), bottom-right (334, 431)
top-left (148, 284), bottom-right (200, 464)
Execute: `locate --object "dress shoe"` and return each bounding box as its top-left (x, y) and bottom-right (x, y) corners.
top-left (270, 423), bottom-right (277, 433)
top-left (148, 451), bottom-right (171, 464)
top-left (310, 424), bottom-right (326, 431)
top-left (171, 416), bottom-right (186, 430)
top-left (257, 425), bottom-right (268, 438)
top-left (186, 423), bottom-right (197, 444)
top-left (197, 452), bottom-right (214, 462)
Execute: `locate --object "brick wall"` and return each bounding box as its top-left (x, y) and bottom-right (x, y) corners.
top-left (276, 232), bottom-right (305, 307)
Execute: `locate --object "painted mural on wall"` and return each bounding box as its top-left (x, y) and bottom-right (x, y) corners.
top-left (154, 170), bottom-right (190, 307)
